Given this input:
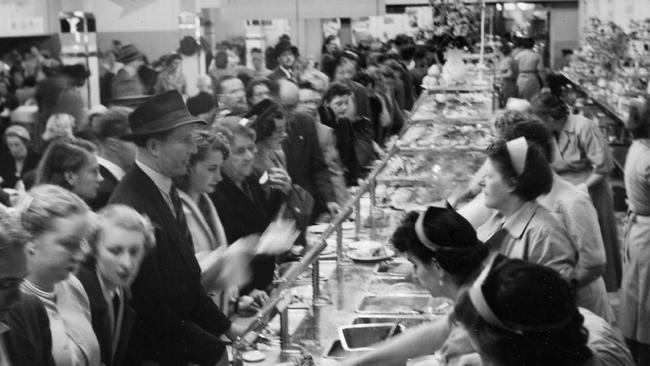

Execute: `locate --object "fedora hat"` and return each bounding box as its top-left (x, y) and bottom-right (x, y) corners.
top-left (61, 64), bottom-right (90, 80)
top-left (274, 40), bottom-right (299, 59)
top-left (121, 90), bottom-right (206, 141)
top-left (117, 44), bottom-right (145, 64)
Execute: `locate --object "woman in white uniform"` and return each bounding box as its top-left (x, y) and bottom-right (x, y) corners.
top-left (531, 91), bottom-right (621, 291)
top-left (620, 100), bottom-right (650, 365)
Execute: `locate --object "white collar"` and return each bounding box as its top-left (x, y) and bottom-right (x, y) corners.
top-left (97, 156), bottom-right (126, 181)
top-left (95, 267), bottom-right (121, 302)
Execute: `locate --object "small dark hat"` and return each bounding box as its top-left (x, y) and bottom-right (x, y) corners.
top-left (117, 44), bottom-right (145, 64)
top-left (121, 90), bottom-right (206, 141)
top-left (274, 40), bottom-right (299, 59)
top-left (61, 64), bottom-right (90, 80)
top-left (418, 206), bottom-right (481, 251)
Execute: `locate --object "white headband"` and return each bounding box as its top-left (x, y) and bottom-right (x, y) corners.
top-left (506, 137), bottom-right (528, 176)
top-left (415, 210), bottom-right (440, 250)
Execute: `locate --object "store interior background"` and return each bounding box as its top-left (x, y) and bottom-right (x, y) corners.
top-left (1, 0), bottom-right (650, 78)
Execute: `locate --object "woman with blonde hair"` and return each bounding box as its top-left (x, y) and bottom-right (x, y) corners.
top-left (77, 205), bottom-right (155, 366)
top-left (18, 184), bottom-right (100, 366)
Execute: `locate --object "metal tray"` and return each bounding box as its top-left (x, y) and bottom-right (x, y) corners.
top-left (323, 340), bottom-right (356, 359)
top-left (357, 295), bottom-right (452, 315)
top-left (338, 323), bottom-right (404, 351)
top-left (366, 278), bottom-right (428, 294)
top-left (352, 315), bottom-right (432, 329)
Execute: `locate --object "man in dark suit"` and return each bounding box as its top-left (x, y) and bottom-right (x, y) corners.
top-left (109, 90), bottom-right (238, 365)
top-left (268, 40), bottom-right (299, 83)
top-left (0, 208), bottom-right (55, 366)
top-left (276, 80), bottom-right (339, 221)
top-left (87, 106), bottom-right (136, 211)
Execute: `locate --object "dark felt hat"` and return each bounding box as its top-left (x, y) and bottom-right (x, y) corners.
top-left (117, 44), bottom-right (145, 64)
top-left (274, 40), bottom-right (299, 59)
top-left (419, 206), bottom-right (481, 251)
top-left (121, 90), bottom-right (206, 141)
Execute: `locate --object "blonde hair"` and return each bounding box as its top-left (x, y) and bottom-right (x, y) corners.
top-left (88, 204), bottom-right (156, 253)
top-left (18, 184), bottom-right (89, 239)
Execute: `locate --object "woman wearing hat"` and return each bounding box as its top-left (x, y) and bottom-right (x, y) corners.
top-left (0, 125), bottom-right (40, 189)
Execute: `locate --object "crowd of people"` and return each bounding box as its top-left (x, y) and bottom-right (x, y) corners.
top-left (0, 31), bottom-right (646, 366)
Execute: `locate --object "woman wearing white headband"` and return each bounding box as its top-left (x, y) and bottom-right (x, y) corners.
top-left (476, 137), bottom-right (576, 280)
top-left (453, 257), bottom-right (633, 366)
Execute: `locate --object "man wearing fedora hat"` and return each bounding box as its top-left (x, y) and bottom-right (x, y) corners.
top-left (109, 90), bottom-right (238, 365)
top-left (268, 40), bottom-right (299, 82)
top-left (111, 44), bottom-right (147, 99)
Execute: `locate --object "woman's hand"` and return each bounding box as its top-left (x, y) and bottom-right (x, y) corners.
top-left (268, 167), bottom-right (292, 194)
top-left (440, 326), bottom-right (475, 362)
top-left (248, 289), bottom-right (270, 306)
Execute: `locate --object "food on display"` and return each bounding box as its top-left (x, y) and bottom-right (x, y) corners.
top-left (378, 151), bottom-right (485, 184)
top-left (411, 92), bottom-right (492, 121)
top-left (397, 122), bottom-right (492, 150)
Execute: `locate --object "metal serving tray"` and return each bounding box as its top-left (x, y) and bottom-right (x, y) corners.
top-left (356, 295), bottom-right (452, 315)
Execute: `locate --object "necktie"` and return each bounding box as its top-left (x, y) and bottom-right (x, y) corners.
top-left (112, 292), bottom-right (120, 331)
top-left (169, 185), bottom-right (194, 247)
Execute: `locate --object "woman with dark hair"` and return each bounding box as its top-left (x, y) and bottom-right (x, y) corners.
top-left (476, 138), bottom-right (576, 279)
top-left (246, 99), bottom-right (288, 174)
top-left (341, 206), bottom-right (492, 366)
top-left (514, 37), bottom-right (543, 100)
top-left (620, 98), bottom-right (650, 364)
top-left (174, 131), bottom-right (254, 297)
top-left (245, 77), bottom-right (275, 107)
top-left (35, 137), bottom-right (102, 202)
top-left (154, 53), bottom-right (186, 94)
top-left (497, 43), bottom-right (517, 107)
top-left (453, 257), bottom-right (633, 366)
top-left (0, 125), bottom-right (40, 189)
top-left (531, 90), bottom-right (621, 291)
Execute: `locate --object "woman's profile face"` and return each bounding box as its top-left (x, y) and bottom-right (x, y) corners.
top-left (95, 223), bottom-right (146, 289)
top-left (6, 136), bottom-right (28, 161)
top-left (482, 158), bottom-right (514, 211)
top-left (189, 150), bottom-right (224, 195)
top-left (264, 118), bottom-right (287, 150)
top-left (406, 252), bottom-right (446, 297)
top-left (30, 213), bottom-right (89, 283)
top-left (67, 154), bottom-right (102, 200)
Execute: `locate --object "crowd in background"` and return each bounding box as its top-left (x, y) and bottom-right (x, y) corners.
top-left (0, 30), bottom-right (647, 366)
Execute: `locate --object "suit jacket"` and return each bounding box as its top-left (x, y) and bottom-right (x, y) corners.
top-left (283, 112), bottom-right (335, 219)
top-left (0, 150), bottom-right (40, 189)
top-left (4, 293), bottom-right (56, 366)
top-left (88, 164), bottom-right (118, 211)
top-left (76, 260), bottom-right (137, 366)
top-left (210, 173), bottom-right (282, 292)
top-left (267, 67), bottom-right (295, 82)
top-left (109, 165), bottom-right (231, 366)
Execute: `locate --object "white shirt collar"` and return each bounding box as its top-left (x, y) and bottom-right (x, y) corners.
top-left (97, 156), bottom-right (126, 181)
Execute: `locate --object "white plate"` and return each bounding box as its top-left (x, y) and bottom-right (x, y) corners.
top-left (346, 240), bottom-right (384, 251)
top-left (348, 248), bottom-right (395, 262)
